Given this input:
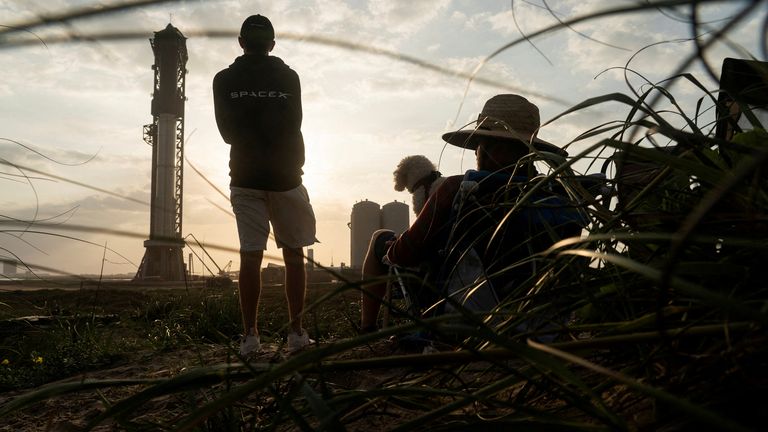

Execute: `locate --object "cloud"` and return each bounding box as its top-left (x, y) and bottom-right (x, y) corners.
top-left (7, 180), bottom-right (148, 211)
top-left (0, 139), bottom-right (103, 171)
top-left (342, 59), bottom-right (458, 102)
top-left (367, 0), bottom-right (450, 35)
top-left (485, 2), bottom-right (559, 36)
top-left (2, 0), bottom-right (763, 274)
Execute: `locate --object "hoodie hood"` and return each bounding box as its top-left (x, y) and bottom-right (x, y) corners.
top-left (231, 54), bottom-right (287, 73)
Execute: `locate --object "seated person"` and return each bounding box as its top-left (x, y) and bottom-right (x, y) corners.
top-left (360, 94), bottom-right (582, 333)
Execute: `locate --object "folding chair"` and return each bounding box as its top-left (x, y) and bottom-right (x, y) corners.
top-left (381, 265), bottom-right (419, 328)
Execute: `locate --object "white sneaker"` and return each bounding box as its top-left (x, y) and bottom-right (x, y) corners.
top-left (240, 334), bottom-right (261, 356)
top-left (287, 329), bottom-right (314, 352)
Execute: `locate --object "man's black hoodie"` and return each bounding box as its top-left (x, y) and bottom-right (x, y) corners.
top-left (213, 54), bottom-right (304, 191)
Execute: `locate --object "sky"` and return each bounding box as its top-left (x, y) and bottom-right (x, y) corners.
top-left (0, 0), bottom-right (765, 277)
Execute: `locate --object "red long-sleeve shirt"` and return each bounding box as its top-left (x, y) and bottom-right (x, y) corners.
top-left (386, 175), bottom-right (463, 267)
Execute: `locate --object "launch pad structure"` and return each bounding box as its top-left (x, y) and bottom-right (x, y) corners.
top-left (134, 24), bottom-right (188, 282)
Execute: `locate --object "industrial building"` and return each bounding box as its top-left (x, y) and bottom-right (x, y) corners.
top-left (349, 200), bottom-right (409, 268)
top-left (1, 259), bottom-right (16, 277)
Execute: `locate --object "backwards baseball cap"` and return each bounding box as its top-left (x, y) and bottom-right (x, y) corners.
top-left (240, 14), bottom-right (275, 42)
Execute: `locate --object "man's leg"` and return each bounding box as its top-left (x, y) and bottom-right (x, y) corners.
top-left (238, 250), bottom-right (264, 336)
top-left (360, 230), bottom-right (393, 331)
top-left (283, 247), bottom-right (306, 334)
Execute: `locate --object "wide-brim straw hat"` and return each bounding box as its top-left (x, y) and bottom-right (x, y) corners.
top-left (442, 94), bottom-right (567, 157)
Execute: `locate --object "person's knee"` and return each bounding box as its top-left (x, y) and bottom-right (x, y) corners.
top-left (282, 247), bottom-right (304, 267)
top-left (368, 229), bottom-right (394, 257)
top-left (240, 250), bottom-right (263, 270)
top-left (363, 230), bottom-right (394, 277)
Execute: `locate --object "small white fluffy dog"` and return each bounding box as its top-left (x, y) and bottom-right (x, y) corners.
top-left (393, 155), bottom-right (445, 215)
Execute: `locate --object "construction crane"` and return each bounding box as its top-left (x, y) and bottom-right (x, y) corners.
top-left (183, 233), bottom-right (233, 288)
top-left (220, 260), bottom-right (233, 276)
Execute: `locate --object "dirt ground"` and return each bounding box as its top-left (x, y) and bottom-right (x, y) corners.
top-left (0, 281), bottom-right (412, 430)
top-left (0, 338), bottom-right (413, 431)
top-left (0, 281), bottom-right (666, 431)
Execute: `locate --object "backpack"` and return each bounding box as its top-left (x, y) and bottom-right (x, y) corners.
top-left (436, 170), bottom-right (586, 314)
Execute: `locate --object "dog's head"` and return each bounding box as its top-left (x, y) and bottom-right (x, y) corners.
top-left (393, 155), bottom-right (444, 216)
top-left (393, 155), bottom-right (438, 192)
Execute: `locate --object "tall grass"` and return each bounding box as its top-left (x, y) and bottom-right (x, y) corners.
top-left (1, 0), bottom-right (767, 430)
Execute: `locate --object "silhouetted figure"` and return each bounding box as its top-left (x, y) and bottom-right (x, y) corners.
top-left (361, 95), bottom-right (582, 337)
top-left (213, 14), bottom-right (316, 355)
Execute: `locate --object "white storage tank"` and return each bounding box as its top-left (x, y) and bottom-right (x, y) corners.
top-left (381, 201), bottom-right (409, 235)
top-left (1, 260), bottom-right (16, 276)
top-left (350, 200), bottom-right (381, 269)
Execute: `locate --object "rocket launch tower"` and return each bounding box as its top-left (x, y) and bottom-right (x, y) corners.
top-left (134, 24), bottom-right (187, 281)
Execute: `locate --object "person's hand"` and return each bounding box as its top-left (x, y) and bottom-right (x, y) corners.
top-left (381, 238), bottom-right (396, 266)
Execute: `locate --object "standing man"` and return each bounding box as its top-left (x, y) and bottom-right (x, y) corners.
top-left (213, 14), bottom-right (316, 355)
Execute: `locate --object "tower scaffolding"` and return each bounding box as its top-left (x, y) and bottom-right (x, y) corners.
top-left (134, 24), bottom-right (188, 282)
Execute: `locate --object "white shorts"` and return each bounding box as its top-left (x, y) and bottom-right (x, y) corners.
top-left (230, 185), bottom-right (317, 251)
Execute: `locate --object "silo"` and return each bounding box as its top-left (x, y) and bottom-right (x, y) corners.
top-left (306, 248), bottom-right (315, 271)
top-left (350, 200), bottom-right (381, 268)
top-left (1, 260), bottom-right (16, 276)
top-left (381, 201), bottom-right (410, 235)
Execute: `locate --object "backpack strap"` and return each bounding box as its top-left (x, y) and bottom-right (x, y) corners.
top-left (436, 170), bottom-right (531, 315)
top-left (440, 170), bottom-right (588, 304)
top-left (446, 170), bottom-right (529, 245)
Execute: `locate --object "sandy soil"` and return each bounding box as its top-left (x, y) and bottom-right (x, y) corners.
top-left (0, 337), bottom-right (407, 431)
